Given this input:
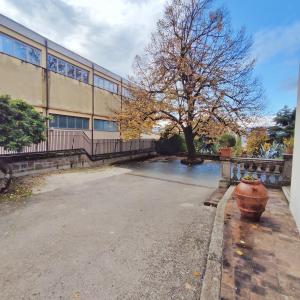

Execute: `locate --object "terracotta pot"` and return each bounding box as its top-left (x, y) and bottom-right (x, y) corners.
top-left (284, 146), bottom-right (293, 155)
top-left (219, 147), bottom-right (231, 158)
top-left (234, 179), bottom-right (269, 221)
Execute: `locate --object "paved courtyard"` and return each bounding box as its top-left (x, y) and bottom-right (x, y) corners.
top-left (0, 166), bottom-right (217, 299)
top-left (221, 189), bottom-right (300, 300)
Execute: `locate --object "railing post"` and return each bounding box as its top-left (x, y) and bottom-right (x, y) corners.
top-left (120, 139), bottom-right (123, 153)
top-left (219, 158), bottom-right (231, 188)
top-left (282, 154), bottom-right (293, 185)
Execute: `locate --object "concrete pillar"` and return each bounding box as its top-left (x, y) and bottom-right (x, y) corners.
top-left (290, 65), bottom-right (300, 230)
top-left (219, 158), bottom-right (231, 188)
top-left (282, 154), bottom-right (293, 185)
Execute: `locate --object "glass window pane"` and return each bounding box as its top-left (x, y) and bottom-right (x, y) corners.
top-left (94, 119), bottom-right (103, 131)
top-left (28, 47), bottom-right (41, 65)
top-left (93, 75), bottom-right (98, 86)
top-left (2, 35), bottom-right (13, 56)
top-left (82, 118), bottom-right (89, 129)
top-left (49, 115), bottom-right (59, 128)
top-left (0, 35), bottom-right (3, 52)
top-left (58, 115), bottom-right (67, 128)
top-left (15, 40), bottom-right (27, 60)
top-left (82, 71), bottom-right (88, 83)
top-left (68, 116), bottom-right (76, 128)
top-left (75, 117), bottom-right (83, 129)
top-left (75, 67), bottom-right (82, 81)
top-left (57, 59), bottom-right (66, 75)
top-left (112, 122), bottom-right (118, 131)
top-left (67, 63), bottom-right (75, 78)
top-left (48, 55), bottom-right (57, 71)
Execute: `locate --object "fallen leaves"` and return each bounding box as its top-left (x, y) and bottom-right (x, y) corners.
top-left (185, 282), bottom-right (196, 291)
top-left (236, 249), bottom-right (243, 256)
top-left (193, 271), bottom-right (201, 277)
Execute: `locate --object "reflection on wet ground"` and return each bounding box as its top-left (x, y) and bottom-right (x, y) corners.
top-left (221, 189), bottom-right (300, 299)
top-left (121, 156), bottom-right (221, 188)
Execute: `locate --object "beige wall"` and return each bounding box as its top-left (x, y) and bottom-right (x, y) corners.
top-left (290, 66), bottom-right (300, 230)
top-left (94, 88), bottom-right (121, 117)
top-left (48, 72), bottom-right (93, 115)
top-left (0, 54), bottom-right (46, 108)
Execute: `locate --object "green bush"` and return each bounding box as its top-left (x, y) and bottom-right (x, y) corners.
top-left (218, 133), bottom-right (236, 148)
top-left (156, 133), bottom-right (187, 155)
top-left (233, 136), bottom-right (243, 157)
top-left (195, 136), bottom-right (218, 154)
top-left (0, 95), bottom-right (48, 151)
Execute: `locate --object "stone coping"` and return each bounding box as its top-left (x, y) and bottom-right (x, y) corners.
top-left (200, 185), bottom-right (235, 300)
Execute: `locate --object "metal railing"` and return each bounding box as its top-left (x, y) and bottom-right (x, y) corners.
top-left (0, 129), bottom-right (156, 157)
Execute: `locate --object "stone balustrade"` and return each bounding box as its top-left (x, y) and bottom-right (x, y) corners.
top-left (219, 154), bottom-right (293, 188)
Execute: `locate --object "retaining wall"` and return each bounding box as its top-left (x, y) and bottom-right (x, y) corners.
top-left (2, 150), bottom-right (156, 177)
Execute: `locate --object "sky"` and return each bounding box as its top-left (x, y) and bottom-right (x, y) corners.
top-left (0, 0), bottom-right (299, 120)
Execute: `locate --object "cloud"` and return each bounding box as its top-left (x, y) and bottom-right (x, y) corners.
top-left (0, 0), bottom-right (166, 76)
top-left (252, 22), bottom-right (300, 64)
top-left (247, 115), bottom-right (275, 128)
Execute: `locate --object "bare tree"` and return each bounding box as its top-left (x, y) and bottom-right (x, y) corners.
top-left (119, 0), bottom-right (264, 163)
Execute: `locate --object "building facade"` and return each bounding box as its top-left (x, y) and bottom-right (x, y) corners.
top-left (290, 65), bottom-right (300, 230)
top-left (0, 14), bottom-right (132, 139)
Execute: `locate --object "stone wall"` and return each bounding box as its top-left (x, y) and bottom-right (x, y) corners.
top-left (3, 151), bottom-right (156, 178)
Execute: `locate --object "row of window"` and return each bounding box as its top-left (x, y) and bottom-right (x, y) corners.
top-left (0, 33), bottom-right (41, 65)
top-left (49, 114), bottom-right (89, 129)
top-left (47, 54), bottom-right (89, 83)
top-left (0, 32), bottom-right (132, 93)
top-left (94, 75), bottom-right (118, 94)
top-left (94, 119), bottom-right (118, 132)
top-left (49, 114), bottom-right (118, 132)
top-left (122, 87), bottom-right (132, 98)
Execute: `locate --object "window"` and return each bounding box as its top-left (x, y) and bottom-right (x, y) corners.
top-left (57, 59), bottom-right (66, 75)
top-left (94, 75), bottom-right (118, 94)
top-left (0, 33), bottom-right (41, 65)
top-left (94, 119), bottom-right (118, 132)
top-left (49, 114), bottom-right (89, 129)
top-left (122, 87), bottom-right (132, 98)
top-left (47, 54), bottom-right (89, 83)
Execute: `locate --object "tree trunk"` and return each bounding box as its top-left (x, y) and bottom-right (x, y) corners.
top-left (183, 126), bottom-right (196, 160)
top-left (0, 160), bottom-right (12, 193)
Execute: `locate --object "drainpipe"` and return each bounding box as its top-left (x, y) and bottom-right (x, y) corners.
top-left (45, 39), bottom-right (49, 152)
top-left (120, 78), bottom-right (123, 152)
top-left (91, 64), bottom-right (95, 156)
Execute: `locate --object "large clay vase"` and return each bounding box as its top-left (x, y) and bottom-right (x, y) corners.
top-left (234, 179), bottom-right (269, 221)
top-left (219, 147), bottom-right (231, 158)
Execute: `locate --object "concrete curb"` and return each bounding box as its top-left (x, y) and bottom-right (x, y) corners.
top-left (200, 185), bottom-right (235, 300)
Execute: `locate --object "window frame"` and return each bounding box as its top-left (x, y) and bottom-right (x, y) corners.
top-left (47, 54), bottom-right (89, 83)
top-left (49, 114), bottom-right (89, 130)
top-left (93, 74), bottom-right (119, 94)
top-left (94, 119), bottom-right (118, 132)
top-left (0, 32), bottom-right (41, 66)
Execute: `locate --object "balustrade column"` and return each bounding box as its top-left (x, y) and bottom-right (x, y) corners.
top-left (219, 158), bottom-right (231, 188)
top-left (282, 154), bottom-right (293, 185)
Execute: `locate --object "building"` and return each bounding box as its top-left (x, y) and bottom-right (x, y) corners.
top-left (290, 65), bottom-right (300, 230)
top-left (0, 14), bottom-right (133, 140)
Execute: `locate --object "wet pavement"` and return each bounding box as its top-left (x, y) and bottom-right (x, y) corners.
top-left (120, 156), bottom-right (221, 188)
top-left (221, 189), bottom-right (300, 300)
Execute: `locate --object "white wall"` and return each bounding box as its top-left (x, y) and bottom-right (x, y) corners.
top-left (290, 65), bottom-right (300, 230)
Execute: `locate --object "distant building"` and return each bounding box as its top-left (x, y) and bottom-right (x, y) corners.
top-left (0, 14), bottom-right (133, 139)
